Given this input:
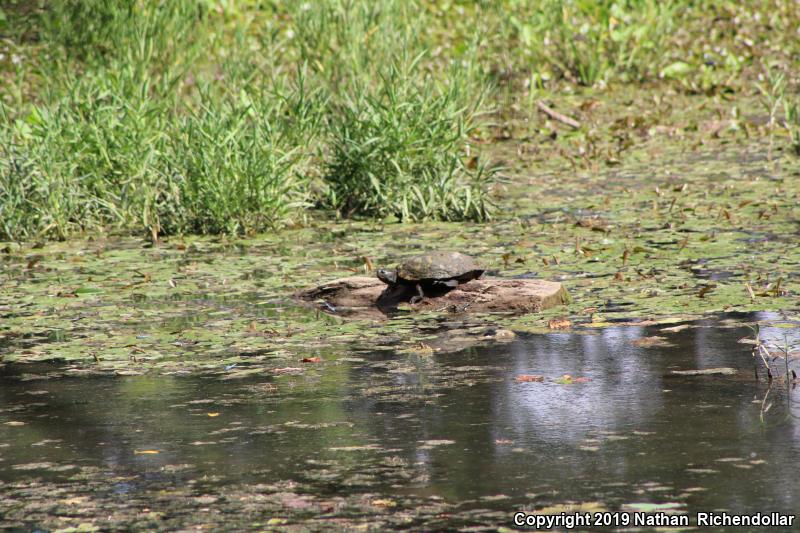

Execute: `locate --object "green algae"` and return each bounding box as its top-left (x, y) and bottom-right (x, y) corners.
top-left (2, 91), bottom-right (799, 371)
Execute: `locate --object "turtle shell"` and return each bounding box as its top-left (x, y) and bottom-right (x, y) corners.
top-left (395, 252), bottom-right (483, 283)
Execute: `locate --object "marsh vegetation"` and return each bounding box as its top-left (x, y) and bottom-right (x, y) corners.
top-left (2, 1), bottom-right (800, 531)
top-left (2, 0), bottom-right (799, 240)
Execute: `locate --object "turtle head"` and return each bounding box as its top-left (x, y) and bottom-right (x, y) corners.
top-left (376, 268), bottom-right (397, 285)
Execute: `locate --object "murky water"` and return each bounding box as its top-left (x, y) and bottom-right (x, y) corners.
top-left (2, 313), bottom-right (799, 531)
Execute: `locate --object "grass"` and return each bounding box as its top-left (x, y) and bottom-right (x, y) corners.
top-left (506, 0), bottom-right (680, 86)
top-left (171, 75), bottom-right (324, 235)
top-left (756, 66), bottom-right (800, 159)
top-left (498, 0), bottom-right (797, 90)
top-left (0, 0), bottom-right (494, 240)
top-left (781, 84), bottom-right (800, 156)
top-left (323, 56), bottom-right (493, 222)
top-left (1, 0), bottom-right (799, 240)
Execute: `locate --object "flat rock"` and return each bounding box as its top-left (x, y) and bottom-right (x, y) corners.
top-left (296, 276), bottom-right (569, 318)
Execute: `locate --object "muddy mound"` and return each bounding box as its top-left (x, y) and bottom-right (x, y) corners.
top-left (296, 276), bottom-right (568, 318)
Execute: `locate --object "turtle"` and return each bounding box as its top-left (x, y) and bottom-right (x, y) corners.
top-left (377, 252), bottom-right (484, 303)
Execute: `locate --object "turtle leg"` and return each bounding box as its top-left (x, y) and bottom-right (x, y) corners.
top-left (430, 279), bottom-right (458, 297)
top-left (410, 284), bottom-right (425, 304)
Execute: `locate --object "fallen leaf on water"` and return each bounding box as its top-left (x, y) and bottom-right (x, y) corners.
top-left (481, 494), bottom-right (511, 501)
top-left (622, 502), bottom-right (684, 513)
top-left (576, 217), bottom-right (610, 232)
top-left (31, 439), bottom-right (62, 446)
top-left (661, 324), bottom-right (690, 333)
top-left (371, 499), bottom-right (397, 507)
top-left (685, 468), bottom-right (718, 474)
top-left (134, 450), bottom-right (160, 455)
top-left (554, 374), bottom-right (591, 384)
top-left (632, 336), bottom-right (673, 347)
top-left (697, 284), bottom-right (716, 298)
top-left (13, 462), bottom-right (56, 470)
top-left (401, 342), bottom-right (435, 355)
top-left (115, 370), bottom-right (143, 376)
top-left (419, 439), bottom-right (455, 447)
top-left (682, 487), bottom-right (708, 493)
top-left (548, 318), bottom-right (572, 329)
top-left (272, 367), bottom-right (303, 374)
top-left (74, 287), bottom-right (104, 295)
top-left (537, 501), bottom-right (606, 514)
top-left (515, 374), bottom-right (544, 383)
top-left (61, 496), bottom-right (90, 505)
top-left (301, 357), bottom-right (322, 363)
top-left (328, 444), bottom-right (382, 452)
top-left (207, 412), bottom-right (219, 417)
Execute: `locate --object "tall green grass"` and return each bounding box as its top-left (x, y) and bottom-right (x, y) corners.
top-left (506, 0), bottom-right (680, 86)
top-left (287, 0), bottom-right (494, 221)
top-left (755, 66), bottom-right (800, 158)
top-left (0, 68), bottom-right (324, 239)
top-left (1, 71), bottom-right (174, 240)
top-left (324, 57), bottom-right (493, 221)
top-left (786, 100), bottom-right (800, 156)
top-left (171, 76), bottom-right (325, 235)
top-left (3, 0), bottom-right (800, 240)
top-left (0, 0), bottom-right (494, 241)
top-left (289, 0), bottom-right (421, 89)
top-left (1, 1), bottom-right (192, 239)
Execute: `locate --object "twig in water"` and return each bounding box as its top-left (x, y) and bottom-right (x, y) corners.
top-left (536, 101), bottom-right (581, 130)
top-left (759, 385), bottom-right (773, 424)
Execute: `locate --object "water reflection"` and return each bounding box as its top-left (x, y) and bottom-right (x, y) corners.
top-left (1, 314), bottom-right (799, 526)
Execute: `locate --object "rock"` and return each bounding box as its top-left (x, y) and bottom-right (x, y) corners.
top-left (296, 276), bottom-right (569, 318)
top-left (299, 276), bottom-right (383, 308)
top-left (483, 328), bottom-right (516, 341)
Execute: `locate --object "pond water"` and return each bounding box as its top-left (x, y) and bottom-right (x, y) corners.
top-left (1, 312), bottom-right (799, 531)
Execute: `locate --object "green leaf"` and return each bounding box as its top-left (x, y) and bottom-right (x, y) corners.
top-left (74, 287), bottom-right (104, 295)
top-left (660, 61), bottom-right (693, 79)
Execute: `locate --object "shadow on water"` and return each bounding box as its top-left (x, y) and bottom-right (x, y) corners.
top-left (1, 312), bottom-right (799, 530)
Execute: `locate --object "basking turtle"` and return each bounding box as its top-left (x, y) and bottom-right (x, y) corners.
top-left (377, 252), bottom-right (484, 303)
